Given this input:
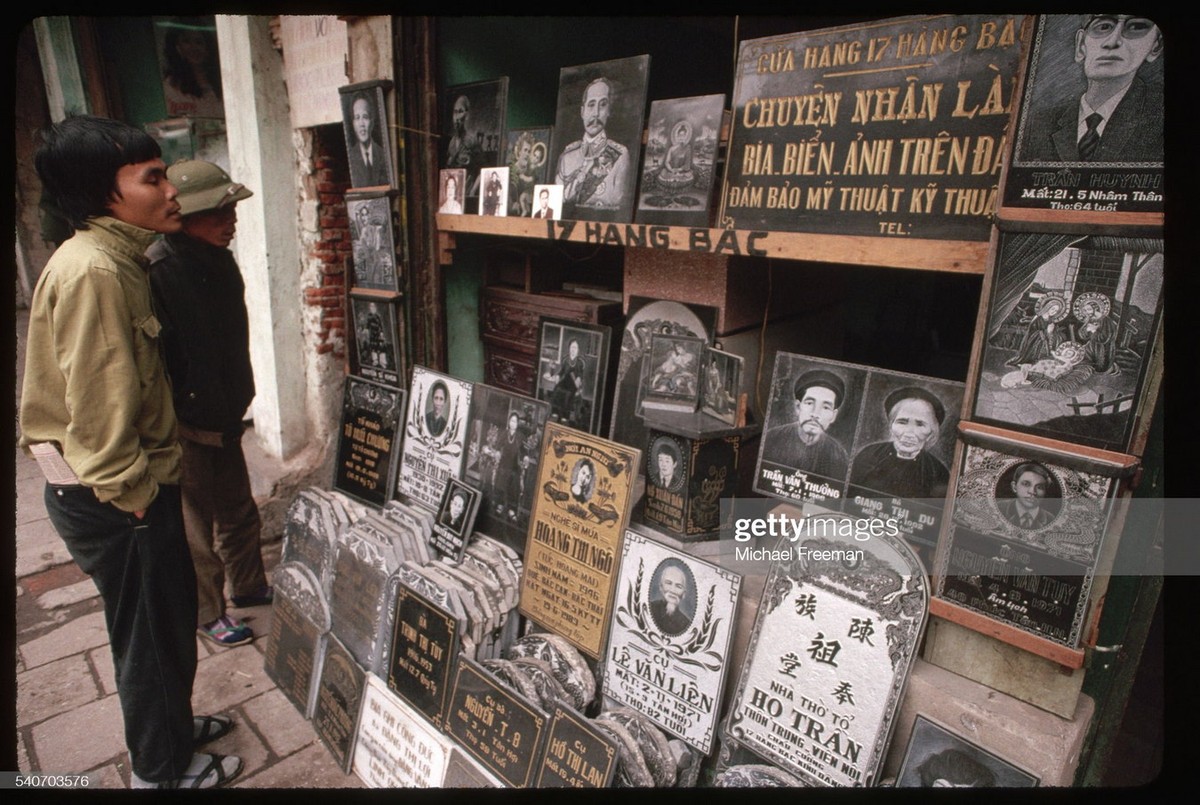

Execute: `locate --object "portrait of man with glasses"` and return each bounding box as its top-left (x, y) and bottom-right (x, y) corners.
top-left (1021, 14), bottom-right (1163, 164)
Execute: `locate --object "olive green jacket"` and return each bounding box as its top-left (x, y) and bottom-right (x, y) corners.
top-left (19, 216), bottom-right (181, 512)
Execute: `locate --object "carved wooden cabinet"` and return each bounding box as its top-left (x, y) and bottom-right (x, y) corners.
top-left (479, 285), bottom-right (621, 395)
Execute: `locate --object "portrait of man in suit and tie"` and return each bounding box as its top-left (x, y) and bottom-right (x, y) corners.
top-left (341, 84), bottom-right (394, 188)
top-left (996, 461), bottom-right (1061, 531)
top-left (1019, 15), bottom-right (1163, 164)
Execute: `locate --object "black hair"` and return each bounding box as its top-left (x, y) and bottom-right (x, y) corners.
top-left (162, 23), bottom-right (223, 101)
top-left (916, 749), bottom-right (995, 787)
top-left (34, 115), bottom-right (163, 231)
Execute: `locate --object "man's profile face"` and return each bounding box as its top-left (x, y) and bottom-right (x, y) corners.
top-left (182, 203), bottom-right (238, 249)
top-left (659, 566), bottom-right (686, 610)
top-left (432, 387), bottom-right (446, 415)
top-left (889, 398), bottom-right (938, 459)
top-left (794, 385), bottom-right (838, 443)
top-left (581, 80), bottom-right (611, 137)
top-left (657, 451), bottom-right (677, 482)
top-left (108, 159), bottom-right (183, 234)
top-left (353, 98), bottom-right (373, 145)
top-left (1012, 469), bottom-right (1048, 507)
top-left (452, 96), bottom-right (469, 133)
top-left (1075, 16), bottom-right (1161, 82)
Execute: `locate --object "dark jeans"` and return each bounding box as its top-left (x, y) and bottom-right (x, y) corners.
top-left (44, 482), bottom-right (198, 782)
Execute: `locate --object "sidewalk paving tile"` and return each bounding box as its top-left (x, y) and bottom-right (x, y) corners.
top-left (19, 610), bottom-right (109, 669)
top-left (235, 741), bottom-right (364, 789)
top-left (16, 653), bottom-right (102, 727)
top-left (28, 694), bottom-right (125, 774)
top-left (239, 688), bottom-right (320, 759)
top-left (193, 641), bottom-right (278, 712)
top-left (36, 578), bottom-right (100, 610)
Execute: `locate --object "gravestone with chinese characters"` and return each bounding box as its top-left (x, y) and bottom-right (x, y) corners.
top-left (721, 506), bottom-right (928, 787)
top-left (264, 561), bottom-right (332, 719)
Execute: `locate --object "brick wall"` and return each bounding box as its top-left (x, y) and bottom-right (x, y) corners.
top-left (303, 125), bottom-right (352, 360)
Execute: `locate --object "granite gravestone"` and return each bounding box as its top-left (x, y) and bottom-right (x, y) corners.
top-left (313, 633), bottom-right (366, 773)
top-left (264, 561), bottom-right (332, 719)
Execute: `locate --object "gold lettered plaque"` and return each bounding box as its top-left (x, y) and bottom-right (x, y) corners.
top-left (519, 422), bottom-right (641, 658)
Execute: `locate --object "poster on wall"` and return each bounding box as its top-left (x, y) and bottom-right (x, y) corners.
top-left (395, 367), bottom-right (473, 510)
top-left (936, 434), bottom-right (1125, 648)
top-left (719, 14), bottom-right (1025, 242)
top-left (635, 93), bottom-right (726, 228)
top-left (519, 421), bottom-right (641, 659)
top-left (153, 16), bottom-right (226, 119)
top-left (549, 55), bottom-right (652, 223)
top-left (971, 232), bottom-right (1163, 453)
top-left (603, 530), bottom-right (741, 754)
top-left (442, 78), bottom-right (509, 203)
top-left (340, 80), bottom-right (396, 189)
top-left (1001, 14), bottom-right (1163, 218)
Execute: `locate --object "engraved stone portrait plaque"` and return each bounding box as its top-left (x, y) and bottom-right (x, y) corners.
top-left (445, 657), bottom-right (550, 788)
top-left (281, 490), bottom-right (339, 598)
top-left (534, 704), bottom-right (619, 788)
top-left (604, 530), bottom-right (741, 754)
top-left (353, 674), bottom-right (500, 788)
top-left (724, 507), bottom-right (928, 787)
top-left (519, 421), bottom-right (641, 658)
top-left (313, 634), bottom-right (366, 773)
top-left (387, 580), bottom-right (463, 728)
top-left (936, 436), bottom-right (1121, 647)
top-left (396, 366), bottom-right (473, 509)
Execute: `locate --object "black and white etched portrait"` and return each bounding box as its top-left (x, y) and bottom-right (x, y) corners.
top-left (425, 381), bottom-right (449, 437)
top-left (648, 559), bottom-right (695, 637)
top-left (994, 461), bottom-right (1062, 531)
top-left (761, 366), bottom-right (860, 482)
top-left (1017, 15), bottom-right (1163, 164)
top-left (442, 79), bottom-right (508, 202)
top-left (350, 295), bottom-right (399, 386)
top-left (551, 55), bottom-right (650, 222)
top-left (536, 319), bottom-right (611, 435)
top-left (505, 127), bottom-right (552, 217)
top-left (570, 458), bottom-right (596, 504)
top-left (340, 82), bottom-right (394, 189)
top-left (636, 93), bottom-right (725, 227)
top-left (849, 386), bottom-right (955, 500)
top-left (896, 716), bottom-right (1039, 787)
top-left (437, 169), bottom-right (465, 215)
top-left (649, 435), bottom-right (684, 493)
top-left (346, 192), bottom-right (396, 291)
top-left (478, 168), bottom-right (509, 217)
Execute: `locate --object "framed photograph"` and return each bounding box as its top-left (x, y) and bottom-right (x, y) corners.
top-left (699, 346), bottom-right (742, 426)
top-left (339, 80), bottom-right (395, 189)
top-left (463, 384), bottom-right (550, 558)
top-left (349, 293), bottom-right (402, 388)
top-left (635, 93), bottom-right (725, 227)
top-left (504, 126), bottom-right (553, 217)
top-left (535, 318), bottom-right (612, 436)
top-left (640, 333), bottom-right (705, 413)
top-left (477, 167), bottom-right (509, 217)
top-left (971, 232), bottom-right (1163, 453)
top-left (530, 184), bottom-right (562, 221)
top-left (152, 16), bottom-right (225, 119)
top-left (437, 168), bottom-right (466, 215)
top-left (333, 377), bottom-right (405, 508)
top-left (442, 78), bottom-right (509, 203)
top-left (549, 55), bottom-right (651, 223)
top-left (346, 190), bottom-right (398, 292)
top-left (1002, 14), bottom-right (1163, 218)
top-left (896, 715), bottom-right (1039, 787)
top-left (432, 478), bottom-right (481, 562)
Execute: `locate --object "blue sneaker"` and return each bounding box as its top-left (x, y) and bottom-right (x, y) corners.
top-left (198, 614), bottom-right (253, 647)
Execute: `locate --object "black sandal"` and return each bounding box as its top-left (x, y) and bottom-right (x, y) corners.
top-left (193, 714), bottom-right (234, 747)
top-left (177, 753), bottom-right (243, 789)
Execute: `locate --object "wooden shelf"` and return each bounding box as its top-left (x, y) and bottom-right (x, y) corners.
top-left (436, 214), bottom-right (990, 274)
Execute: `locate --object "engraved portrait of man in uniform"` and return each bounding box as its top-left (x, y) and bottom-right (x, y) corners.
top-left (550, 55), bottom-right (650, 223)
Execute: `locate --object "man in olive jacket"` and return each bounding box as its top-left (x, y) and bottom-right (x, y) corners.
top-left (148, 160), bottom-right (270, 648)
top-left (21, 116), bottom-right (241, 788)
